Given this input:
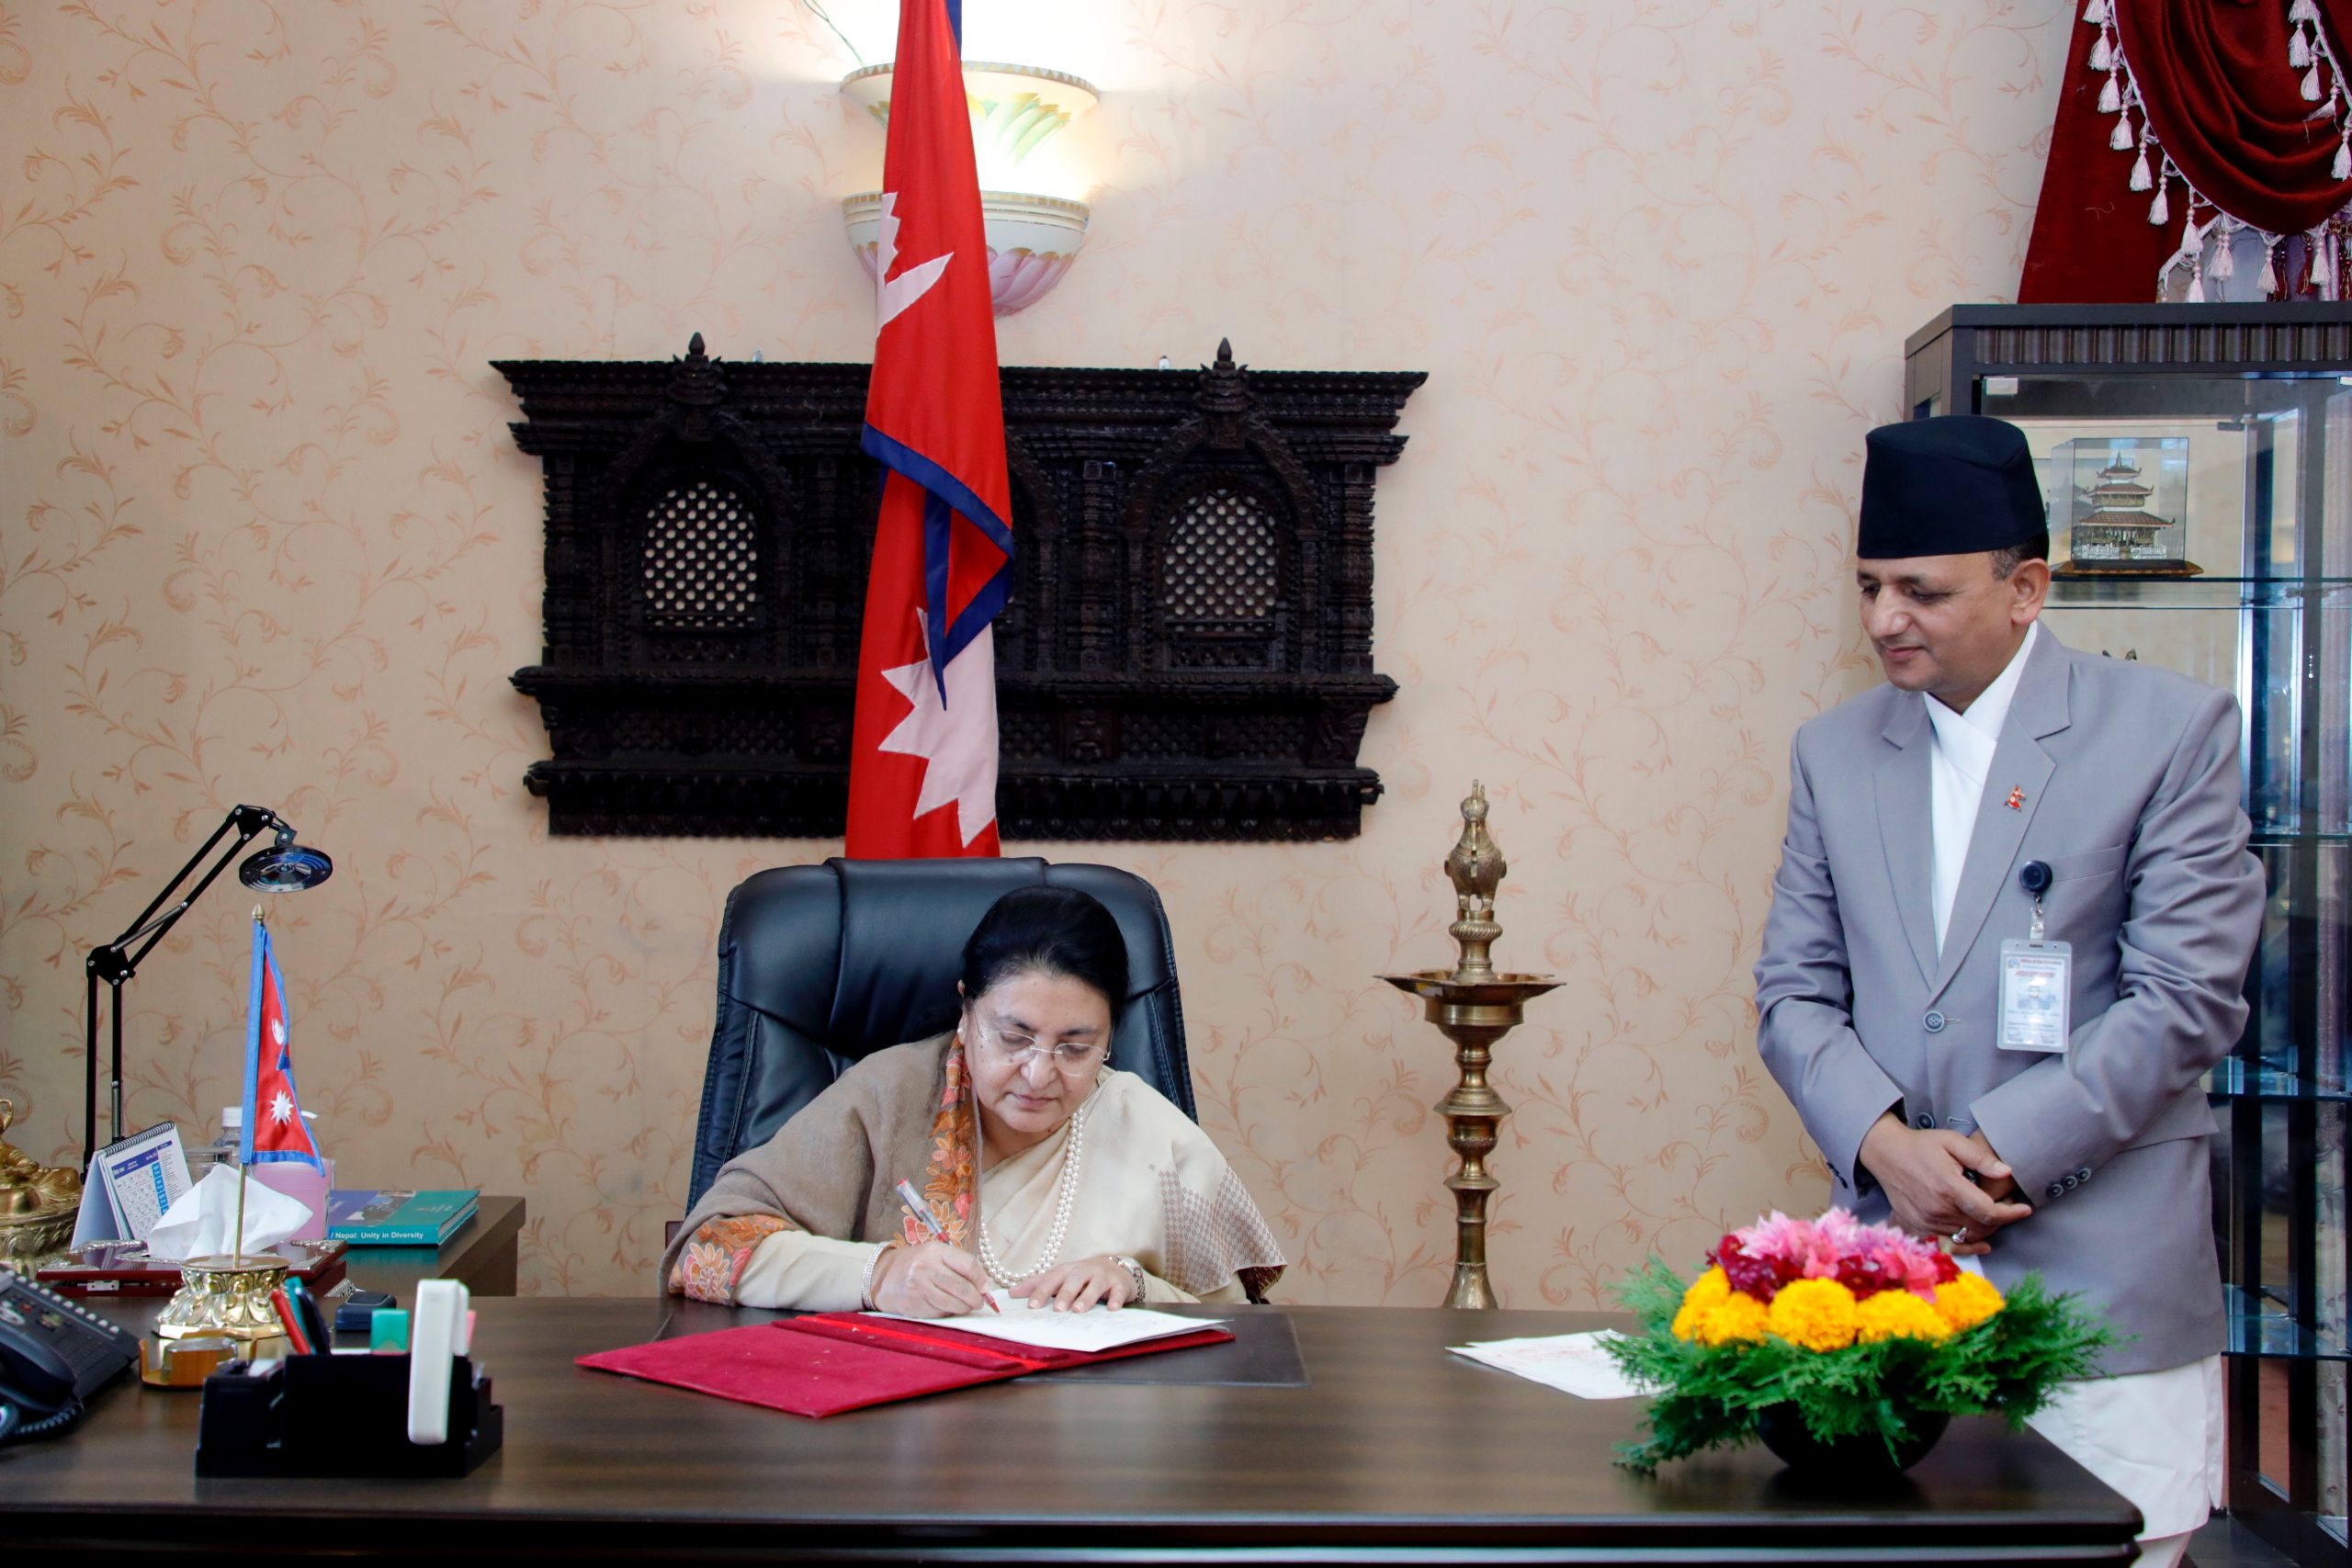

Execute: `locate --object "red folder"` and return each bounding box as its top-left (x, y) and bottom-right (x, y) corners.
top-left (577, 1312), bottom-right (1234, 1418)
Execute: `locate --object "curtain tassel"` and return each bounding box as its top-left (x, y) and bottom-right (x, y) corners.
top-left (2111, 111), bottom-right (2136, 151)
top-left (2291, 0), bottom-right (2322, 22)
top-left (2212, 223), bottom-right (2238, 279)
top-left (2099, 71), bottom-right (2123, 114)
top-left (2090, 33), bottom-right (2113, 72)
top-left (2334, 136), bottom-right (2350, 182)
top-left (2130, 147), bottom-right (2153, 190)
top-left (2292, 26), bottom-right (2313, 71)
top-left (2303, 65), bottom-right (2325, 103)
top-left (2083, 0), bottom-right (2107, 22)
top-left (2149, 184), bottom-right (2170, 226)
top-left (2261, 244), bottom-right (2281, 297)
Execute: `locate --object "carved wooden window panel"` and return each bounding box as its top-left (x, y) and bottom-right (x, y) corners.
top-left (605, 425), bottom-right (793, 668)
top-left (1158, 479), bottom-right (1288, 671)
top-left (502, 335), bottom-right (1422, 840)
top-left (640, 477), bottom-right (762, 633)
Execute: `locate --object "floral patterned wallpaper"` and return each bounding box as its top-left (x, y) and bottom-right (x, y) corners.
top-left (0, 0), bottom-right (2069, 1300)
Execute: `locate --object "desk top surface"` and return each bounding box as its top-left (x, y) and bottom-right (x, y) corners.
top-left (6, 1297), bottom-right (2141, 1562)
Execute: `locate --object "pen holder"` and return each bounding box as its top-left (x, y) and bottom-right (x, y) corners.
top-left (195, 1351), bottom-right (503, 1478)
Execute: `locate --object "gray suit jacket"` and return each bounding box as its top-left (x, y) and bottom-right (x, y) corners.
top-left (1754, 626), bottom-right (2263, 1374)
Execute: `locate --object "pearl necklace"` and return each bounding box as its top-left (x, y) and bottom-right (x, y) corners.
top-left (975, 1097), bottom-right (1093, 1288)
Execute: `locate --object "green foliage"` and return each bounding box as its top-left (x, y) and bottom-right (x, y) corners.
top-left (1604, 1258), bottom-right (2113, 1473)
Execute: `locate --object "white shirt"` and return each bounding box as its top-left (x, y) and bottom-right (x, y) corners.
top-left (1924, 621), bottom-right (2039, 952)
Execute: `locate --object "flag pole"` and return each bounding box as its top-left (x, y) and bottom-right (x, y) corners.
top-left (235, 904), bottom-right (261, 1261)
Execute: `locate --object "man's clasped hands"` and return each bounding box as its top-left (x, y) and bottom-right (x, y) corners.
top-left (1859, 1111), bottom-right (2036, 1258)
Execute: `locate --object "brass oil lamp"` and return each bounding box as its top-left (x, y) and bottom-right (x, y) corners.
top-left (1381, 783), bottom-right (1559, 1308)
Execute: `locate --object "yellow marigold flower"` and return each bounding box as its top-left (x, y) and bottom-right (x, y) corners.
top-left (1854, 1288), bottom-right (1952, 1344)
top-left (1767, 1277), bottom-right (1860, 1352)
top-left (1931, 1271), bottom-right (2005, 1332)
top-left (1671, 1267), bottom-right (1734, 1339)
top-left (1687, 1266), bottom-right (1732, 1310)
top-left (1692, 1292), bottom-right (1770, 1348)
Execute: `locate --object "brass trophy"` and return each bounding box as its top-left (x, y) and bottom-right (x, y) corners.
top-left (1381, 784), bottom-right (1559, 1309)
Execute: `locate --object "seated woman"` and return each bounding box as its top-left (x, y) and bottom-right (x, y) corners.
top-left (662, 886), bottom-right (1285, 1314)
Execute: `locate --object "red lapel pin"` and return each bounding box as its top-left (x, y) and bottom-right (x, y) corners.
top-left (2005, 785), bottom-right (2026, 811)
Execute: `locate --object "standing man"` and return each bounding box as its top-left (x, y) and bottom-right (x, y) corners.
top-left (1755, 415), bottom-right (2263, 1562)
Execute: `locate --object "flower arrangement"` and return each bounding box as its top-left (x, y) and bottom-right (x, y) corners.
top-left (1607, 1208), bottom-right (2110, 1473)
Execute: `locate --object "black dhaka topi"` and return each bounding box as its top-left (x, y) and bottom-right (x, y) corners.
top-left (1858, 414), bottom-right (2046, 559)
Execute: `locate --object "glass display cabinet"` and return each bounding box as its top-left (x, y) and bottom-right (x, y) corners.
top-left (1908, 305), bottom-right (2350, 1562)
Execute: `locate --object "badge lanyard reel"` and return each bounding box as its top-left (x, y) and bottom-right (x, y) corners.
top-left (1999, 862), bottom-right (2070, 1055)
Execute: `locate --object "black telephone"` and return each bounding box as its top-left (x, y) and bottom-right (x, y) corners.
top-left (0, 1271), bottom-right (139, 1447)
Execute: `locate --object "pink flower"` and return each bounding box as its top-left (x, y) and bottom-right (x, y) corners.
top-left (1736, 1210), bottom-right (1816, 1264)
top-left (1713, 1208), bottom-right (1954, 1302)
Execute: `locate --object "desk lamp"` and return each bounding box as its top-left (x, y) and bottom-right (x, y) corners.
top-left (83, 804), bottom-right (334, 1164)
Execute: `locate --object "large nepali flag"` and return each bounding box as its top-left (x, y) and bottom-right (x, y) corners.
top-left (241, 917), bottom-right (322, 1171)
top-left (844, 0), bottom-right (1011, 858)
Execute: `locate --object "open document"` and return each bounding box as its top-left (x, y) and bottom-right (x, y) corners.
top-left (873, 1303), bottom-right (1224, 1356)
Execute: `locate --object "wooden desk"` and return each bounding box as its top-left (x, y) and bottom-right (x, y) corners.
top-left (2, 1300), bottom-right (2140, 1564)
top-left (341, 1195), bottom-right (524, 1300)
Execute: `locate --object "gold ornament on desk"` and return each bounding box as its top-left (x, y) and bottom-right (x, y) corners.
top-left (1380, 783), bottom-right (1559, 1308)
top-left (0, 1097), bottom-right (83, 1273)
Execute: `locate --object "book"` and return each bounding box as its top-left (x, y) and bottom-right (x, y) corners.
top-left (579, 1311), bottom-right (1235, 1418)
top-left (326, 1189), bottom-right (480, 1247)
top-left (39, 1236), bottom-right (347, 1298)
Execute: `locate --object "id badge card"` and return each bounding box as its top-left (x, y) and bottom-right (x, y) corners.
top-left (1998, 939), bottom-right (2072, 1054)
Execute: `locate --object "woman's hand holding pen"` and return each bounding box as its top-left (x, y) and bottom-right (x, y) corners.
top-left (870, 1240), bottom-right (994, 1317)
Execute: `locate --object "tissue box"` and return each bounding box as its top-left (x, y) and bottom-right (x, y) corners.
top-left (251, 1158), bottom-right (334, 1242)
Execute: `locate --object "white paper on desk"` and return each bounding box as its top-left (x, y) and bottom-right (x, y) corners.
top-left (871, 1303), bottom-right (1224, 1355)
top-left (1449, 1331), bottom-right (1653, 1399)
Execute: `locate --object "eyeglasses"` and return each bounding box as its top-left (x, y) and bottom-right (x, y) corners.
top-left (967, 1012), bottom-right (1107, 1076)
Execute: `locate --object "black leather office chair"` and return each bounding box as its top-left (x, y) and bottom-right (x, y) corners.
top-left (684, 857), bottom-right (1196, 1210)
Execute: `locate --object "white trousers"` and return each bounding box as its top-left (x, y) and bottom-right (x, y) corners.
top-left (2023, 1356), bottom-right (2222, 1540)
top-left (1954, 1258), bottom-right (2221, 1541)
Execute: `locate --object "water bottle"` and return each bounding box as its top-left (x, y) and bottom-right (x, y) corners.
top-left (202, 1106), bottom-right (243, 1170)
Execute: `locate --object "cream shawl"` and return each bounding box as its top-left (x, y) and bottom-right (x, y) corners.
top-left (662, 1035), bottom-right (1284, 1303)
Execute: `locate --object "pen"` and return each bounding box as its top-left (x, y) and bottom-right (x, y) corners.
top-left (284, 1276), bottom-right (334, 1351)
top-left (267, 1285), bottom-right (312, 1354)
top-left (893, 1178), bottom-right (999, 1313)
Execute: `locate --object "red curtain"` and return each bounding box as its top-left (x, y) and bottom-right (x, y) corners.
top-left (2020, 0), bottom-right (2352, 302)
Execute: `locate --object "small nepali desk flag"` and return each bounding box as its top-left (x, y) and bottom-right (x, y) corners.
top-left (242, 916), bottom-right (322, 1171)
top-left (844, 0), bottom-right (1012, 859)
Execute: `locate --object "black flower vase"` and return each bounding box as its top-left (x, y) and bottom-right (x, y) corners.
top-left (1756, 1405), bottom-right (1951, 1476)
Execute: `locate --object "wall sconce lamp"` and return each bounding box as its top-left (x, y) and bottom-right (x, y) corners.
top-left (841, 62), bottom-right (1100, 315)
